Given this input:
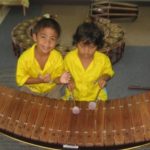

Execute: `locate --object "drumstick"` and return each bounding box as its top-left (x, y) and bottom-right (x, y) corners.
top-left (88, 88), bottom-right (101, 110)
top-left (70, 91), bottom-right (76, 106)
top-left (128, 85), bottom-right (150, 90)
top-left (95, 88), bottom-right (101, 101)
top-left (70, 91), bottom-right (80, 114)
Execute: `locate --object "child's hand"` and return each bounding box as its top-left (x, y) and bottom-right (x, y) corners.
top-left (68, 80), bottom-right (75, 91)
top-left (98, 74), bottom-right (110, 88)
top-left (43, 74), bottom-right (51, 82)
top-left (60, 72), bottom-right (71, 84)
top-left (39, 74), bottom-right (51, 83)
top-left (98, 78), bottom-right (106, 89)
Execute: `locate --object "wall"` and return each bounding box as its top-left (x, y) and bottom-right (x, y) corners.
top-left (30, 0), bottom-right (91, 5)
top-left (0, 6), bottom-right (10, 24)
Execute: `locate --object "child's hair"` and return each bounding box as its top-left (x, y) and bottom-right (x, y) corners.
top-left (73, 22), bottom-right (104, 49)
top-left (33, 17), bottom-right (61, 38)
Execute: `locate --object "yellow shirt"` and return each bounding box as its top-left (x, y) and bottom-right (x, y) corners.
top-left (16, 44), bottom-right (64, 93)
top-left (63, 49), bottom-right (114, 101)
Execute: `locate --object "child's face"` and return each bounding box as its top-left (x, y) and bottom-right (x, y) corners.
top-left (77, 41), bottom-right (97, 59)
top-left (33, 27), bottom-right (58, 54)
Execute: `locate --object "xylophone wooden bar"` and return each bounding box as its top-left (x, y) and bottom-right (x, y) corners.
top-left (94, 101), bottom-right (105, 146)
top-left (48, 100), bottom-right (66, 144)
top-left (66, 101), bottom-right (81, 146)
top-left (113, 99), bottom-right (124, 145)
top-left (129, 96), bottom-right (144, 142)
top-left (55, 101), bottom-right (70, 144)
top-left (140, 92), bottom-right (150, 140)
top-left (75, 102), bottom-right (88, 146)
top-left (85, 104), bottom-right (97, 147)
top-left (0, 91), bottom-right (14, 130)
top-left (31, 98), bottom-right (48, 140)
top-left (39, 100), bottom-right (57, 142)
top-left (104, 101), bottom-right (114, 146)
top-left (14, 95), bottom-right (33, 136)
top-left (122, 98), bottom-right (134, 144)
top-left (6, 93), bottom-right (24, 133)
top-left (0, 85), bottom-right (150, 149)
top-left (5, 98), bottom-right (19, 132)
top-left (21, 95), bottom-right (41, 138)
top-left (56, 101), bottom-right (73, 145)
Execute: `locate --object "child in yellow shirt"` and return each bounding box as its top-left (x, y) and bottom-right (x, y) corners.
top-left (16, 17), bottom-right (69, 98)
top-left (63, 22), bottom-right (114, 101)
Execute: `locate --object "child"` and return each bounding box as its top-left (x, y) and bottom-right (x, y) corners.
top-left (63, 21), bottom-right (114, 101)
top-left (16, 17), bottom-right (69, 98)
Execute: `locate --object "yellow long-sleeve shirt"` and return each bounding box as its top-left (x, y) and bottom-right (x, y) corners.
top-left (63, 49), bottom-right (114, 101)
top-left (16, 44), bottom-right (64, 93)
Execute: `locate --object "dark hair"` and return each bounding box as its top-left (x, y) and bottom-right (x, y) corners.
top-left (73, 22), bottom-right (104, 49)
top-left (33, 17), bottom-right (61, 38)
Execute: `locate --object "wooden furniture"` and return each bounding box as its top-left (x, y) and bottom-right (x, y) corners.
top-left (0, 85), bottom-right (150, 149)
top-left (90, 0), bottom-right (139, 21)
top-left (129, 85), bottom-right (150, 91)
top-left (0, 0), bottom-right (29, 15)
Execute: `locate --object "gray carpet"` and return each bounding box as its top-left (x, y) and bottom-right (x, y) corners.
top-left (107, 46), bottom-right (150, 99)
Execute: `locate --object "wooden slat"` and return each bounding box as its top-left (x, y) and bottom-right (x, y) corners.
top-left (54, 100), bottom-right (71, 144)
top-left (21, 95), bottom-right (42, 138)
top-left (0, 92), bottom-right (14, 129)
top-left (93, 6), bottom-right (138, 11)
top-left (1, 95), bottom-right (19, 131)
top-left (95, 101), bottom-right (105, 146)
top-left (104, 101), bottom-right (114, 146)
top-left (92, 1), bottom-right (138, 7)
top-left (39, 100), bottom-right (57, 142)
top-left (14, 94), bottom-right (33, 136)
top-left (0, 87), bottom-right (17, 114)
top-left (0, 92), bottom-right (7, 113)
top-left (76, 102), bottom-right (90, 146)
top-left (57, 101), bottom-right (73, 144)
top-left (129, 95), bottom-right (144, 142)
top-left (84, 102), bottom-right (97, 147)
top-left (48, 100), bottom-right (66, 144)
top-left (140, 92), bottom-right (150, 140)
top-left (111, 99), bottom-right (124, 145)
top-left (67, 101), bottom-right (81, 145)
top-left (6, 93), bottom-right (25, 132)
top-left (121, 98), bottom-right (134, 144)
top-left (94, 13), bottom-right (137, 17)
top-left (31, 98), bottom-right (48, 140)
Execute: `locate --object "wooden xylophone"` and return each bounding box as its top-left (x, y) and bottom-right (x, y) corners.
top-left (0, 85), bottom-right (150, 149)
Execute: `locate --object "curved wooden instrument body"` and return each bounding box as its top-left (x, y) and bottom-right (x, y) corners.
top-left (0, 85), bottom-right (150, 149)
